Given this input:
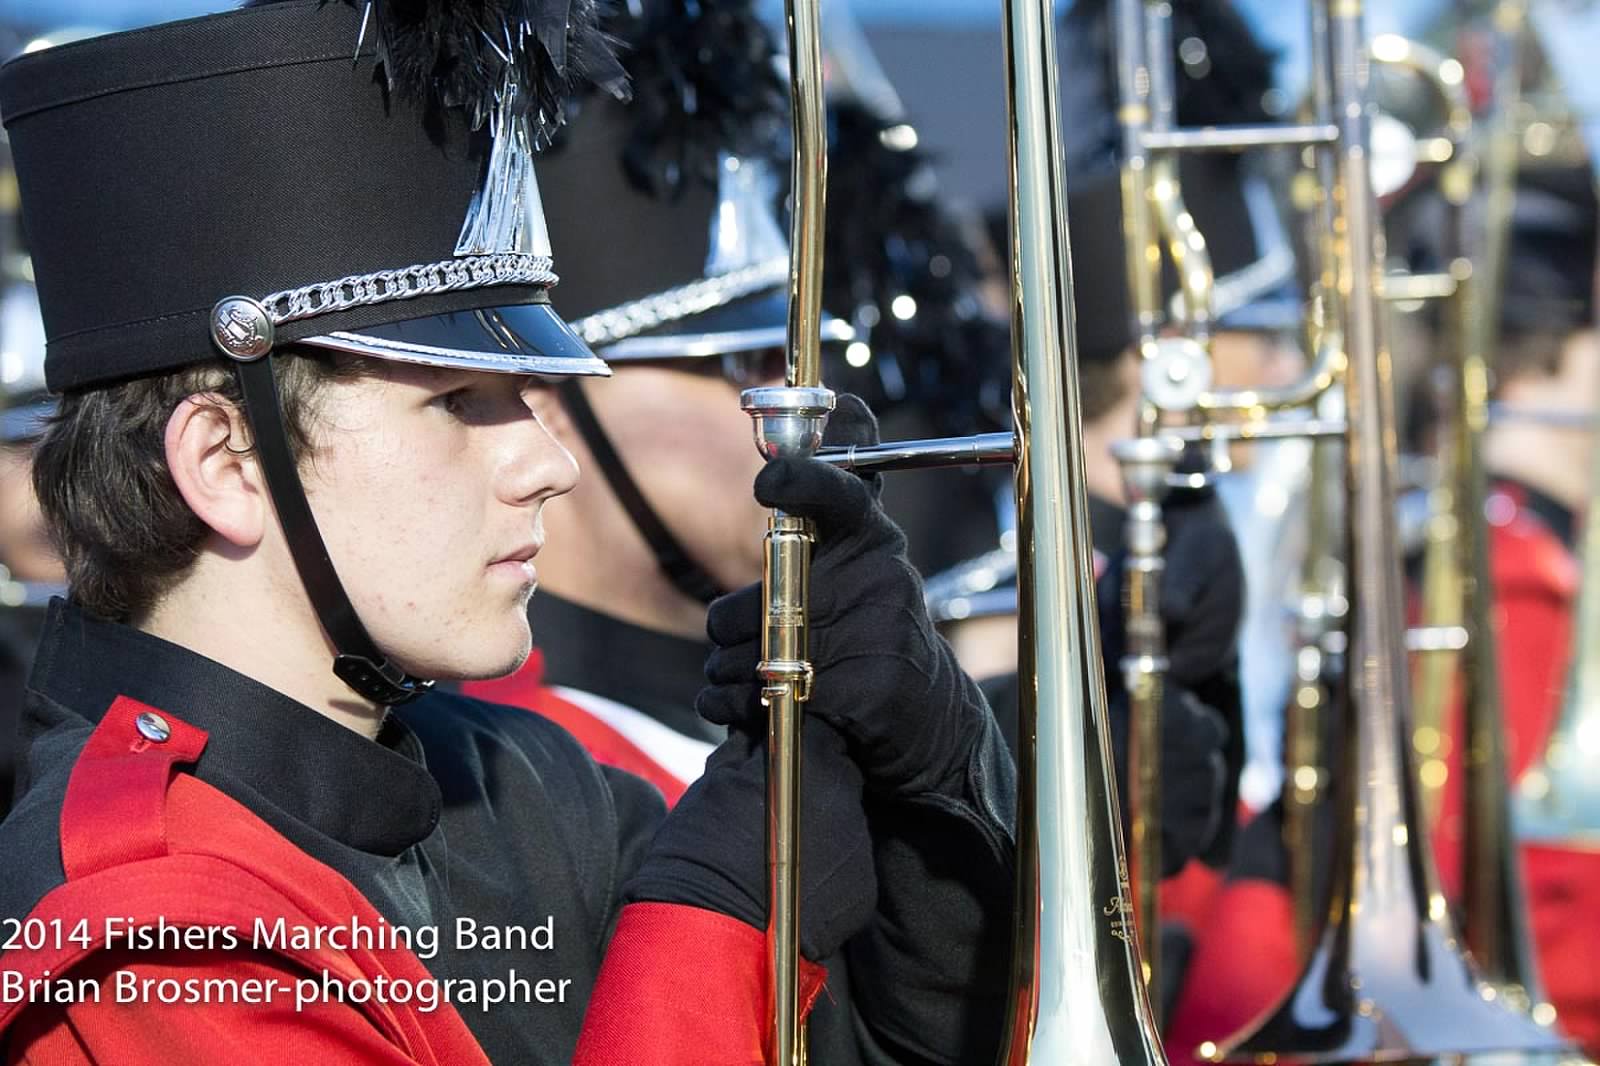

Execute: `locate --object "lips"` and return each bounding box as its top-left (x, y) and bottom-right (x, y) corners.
top-left (491, 541), bottom-right (542, 567)
top-left (489, 541), bottom-right (542, 587)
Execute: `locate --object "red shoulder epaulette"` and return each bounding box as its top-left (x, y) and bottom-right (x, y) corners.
top-left (0, 696), bottom-right (489, 1065)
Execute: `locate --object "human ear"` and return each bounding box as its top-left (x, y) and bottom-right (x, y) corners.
top-left (164, 393), bottom-right (268, 548)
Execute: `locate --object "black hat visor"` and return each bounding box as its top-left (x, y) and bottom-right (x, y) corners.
top-left (300, 299), bottom-right (610, 379)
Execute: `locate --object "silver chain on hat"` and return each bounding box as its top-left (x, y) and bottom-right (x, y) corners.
top-left (260, 253), bottom-right (558, 327)
top-left (571, 257), bottom-right (790, 348)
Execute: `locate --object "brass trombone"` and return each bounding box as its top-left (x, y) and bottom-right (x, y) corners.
top-left (1209, 0), bottom-right (1568, 1057)
top-left (1111, 0), bottom-right (1348, 1002)
top-left (753, 0), bottom-right (1165, 1058)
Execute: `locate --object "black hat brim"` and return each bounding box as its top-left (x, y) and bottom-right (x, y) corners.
top-left (301, 301), bottom-right (610, 379)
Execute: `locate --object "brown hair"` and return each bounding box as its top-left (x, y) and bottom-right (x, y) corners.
top-left (31, 350), bottom-right (371, 622)
top-left (1491, 329), bottom-right (1567, 391)
top-left (1078, 355), bottom-right (1133, 424)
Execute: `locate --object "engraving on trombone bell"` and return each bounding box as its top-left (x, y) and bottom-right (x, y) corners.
top-left (1105, 895), bottom-right (1136, 942)
top-left (1100, 857), bottom-right (1139, 941)
top-left (1105, 858), bottom-right (1136, 942)
top-left (768, 606), bottom-right (806, 626)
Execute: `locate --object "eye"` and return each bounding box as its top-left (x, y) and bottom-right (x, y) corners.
top-left (432, 386), bottom-right (479, 420)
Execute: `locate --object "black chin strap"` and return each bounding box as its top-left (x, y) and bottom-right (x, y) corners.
top-left (233, 354), bottom-right (434, 706)
top-left (557, 380), bottom-right (727, 605)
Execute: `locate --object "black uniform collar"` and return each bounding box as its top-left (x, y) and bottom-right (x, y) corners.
top-left (530, 593), bottom-right (723, 744)
top-left (1089, 494), bottom-right (1126, 558)
top-left (27, 599), bottom-right (440, 856)
top-left (1496, 477), bottom-right (1578, 551)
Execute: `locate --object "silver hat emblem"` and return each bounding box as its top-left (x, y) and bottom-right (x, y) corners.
top-left (210, 297), bottom-right (275, 361)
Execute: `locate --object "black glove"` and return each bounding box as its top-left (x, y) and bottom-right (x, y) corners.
top-left (623, 718), bottom-right (878, 962)
top-left (1155, 684), bottom-right (1230, 874)
top-left (1158, 488), bottom-right (1246, 688)
top-left (699, 395), bottom-right (1005, 807)
top-left (700, 395), bottom-right (1017, 1062)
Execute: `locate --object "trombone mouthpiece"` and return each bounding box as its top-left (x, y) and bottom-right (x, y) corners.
top-left (742, 386), bottom-right (836, 461)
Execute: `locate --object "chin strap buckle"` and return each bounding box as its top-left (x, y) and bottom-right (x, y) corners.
top-left (333, 654), bottom-right (436, 706)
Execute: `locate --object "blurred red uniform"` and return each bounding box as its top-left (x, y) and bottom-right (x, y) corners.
top-left (1162, 482), bottom-right (1599, 1063)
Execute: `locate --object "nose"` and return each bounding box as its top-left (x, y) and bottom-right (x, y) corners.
top-left (501, 394), bottom-right (580, 507)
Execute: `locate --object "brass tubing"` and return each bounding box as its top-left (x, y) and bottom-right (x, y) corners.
top-left (1193, 334), bottom-right (1344, 414)
top-left (1115, 0), bottom-right (1163, 436)
top-left (1381, 271), bottom-right (1459, 302)
top-left (817, 431), bottom-right (1016, 471)
top-left (781, 0), bottom-right (826, 389)
top-left (813, 420), bottom-right (1347, 474)
top-left (763, 518), bottom-right (810, 1066)
top-left (1139, 124), bottom-right (1340, 151)
top-left (1411, 263), bottom-right (1469, 831)
top-left (1114, 435), bottom-right (1184, 1025)
top-left (995, 0), bottom-right (1166, 1055)
top-left (1214, 1), bottom-right (1570, 1057)
top-left (759, 0), bottom-right (831, 1055)
top-left (1457, 263), bottom-right (1547, 1013)
top-left (1144, 0), bottom-right (1213, 352)
top-left (1284, 386), bottom-right (1346, 961)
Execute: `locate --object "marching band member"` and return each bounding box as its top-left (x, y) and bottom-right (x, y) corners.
top-left (466, 3), bottom-right (1021, 1060)
top-left (1432, 164), bottom-right (1600, 1056)
top-left (0, 281), bottom-right (60, 820)
top-left (0, 2), bottom-right (1014, 1062)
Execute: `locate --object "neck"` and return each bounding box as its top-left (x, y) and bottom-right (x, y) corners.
top-left (138, 549), bottom-right (386, 738)
top-left (1484, 381), bottom-right (1594, 515)
top-left (1484, 425), bottom-right (1590, 515)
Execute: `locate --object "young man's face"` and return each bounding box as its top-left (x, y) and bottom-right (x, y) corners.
top-left (298, 362), bottom-right (579, 682)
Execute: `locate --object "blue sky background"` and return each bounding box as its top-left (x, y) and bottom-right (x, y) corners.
top-left (3, 0), bottom-right (1595, 184)
top-left (0, 0), bottom-right (1475, 33)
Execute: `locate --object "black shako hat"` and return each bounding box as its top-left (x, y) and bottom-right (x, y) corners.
top-left (1500, 164), bottom-right (1599, 340)
top-left (0, 0), bottom-right (629, 707)
top-left (536, 0), bottom-right (851, 362)
top-left (0, 0), bottom-right (622, 393)
top-left (541, 97), bottom-right (814, 360)
top-left (1065, 154), bottom-right (1299, 368)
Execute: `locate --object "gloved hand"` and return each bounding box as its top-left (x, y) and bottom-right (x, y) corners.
top-left (697, 394), bottom-right (1003, 805)
top-left (1158, 488), bottom-right (1246, 688)
top-left (623, 717), bottom-right (878, 962)
top-left (1154, 684), bottom-right (1230, 874)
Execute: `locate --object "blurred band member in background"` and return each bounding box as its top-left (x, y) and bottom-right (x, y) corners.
top-left (0, 278), bottom-right (61, 820)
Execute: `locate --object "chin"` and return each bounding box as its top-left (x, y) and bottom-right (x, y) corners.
top-left (458, 622), bottom-right (536, 682)
top-left (389, 614), bottom-right (534, 684)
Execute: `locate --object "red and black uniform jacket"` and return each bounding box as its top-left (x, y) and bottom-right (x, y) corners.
top-left (1433, 480), bottom-right (1600, 1057)
top-left (1163, 478), bottom-right (1600, 1064)
top-left (0, 602), bottom-right (823, 1065)
top-left (471, 594), bottom-right (1018, 1064)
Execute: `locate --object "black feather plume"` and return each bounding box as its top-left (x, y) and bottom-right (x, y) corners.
top-left (1167, 0), bottom-right (1277, 128)
top-left (604, 0), bottom-right (788, 200)
top-left (822, 103), bottom-right (1012, 437)
top-left (247, 0), bottom-right (630, 143)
